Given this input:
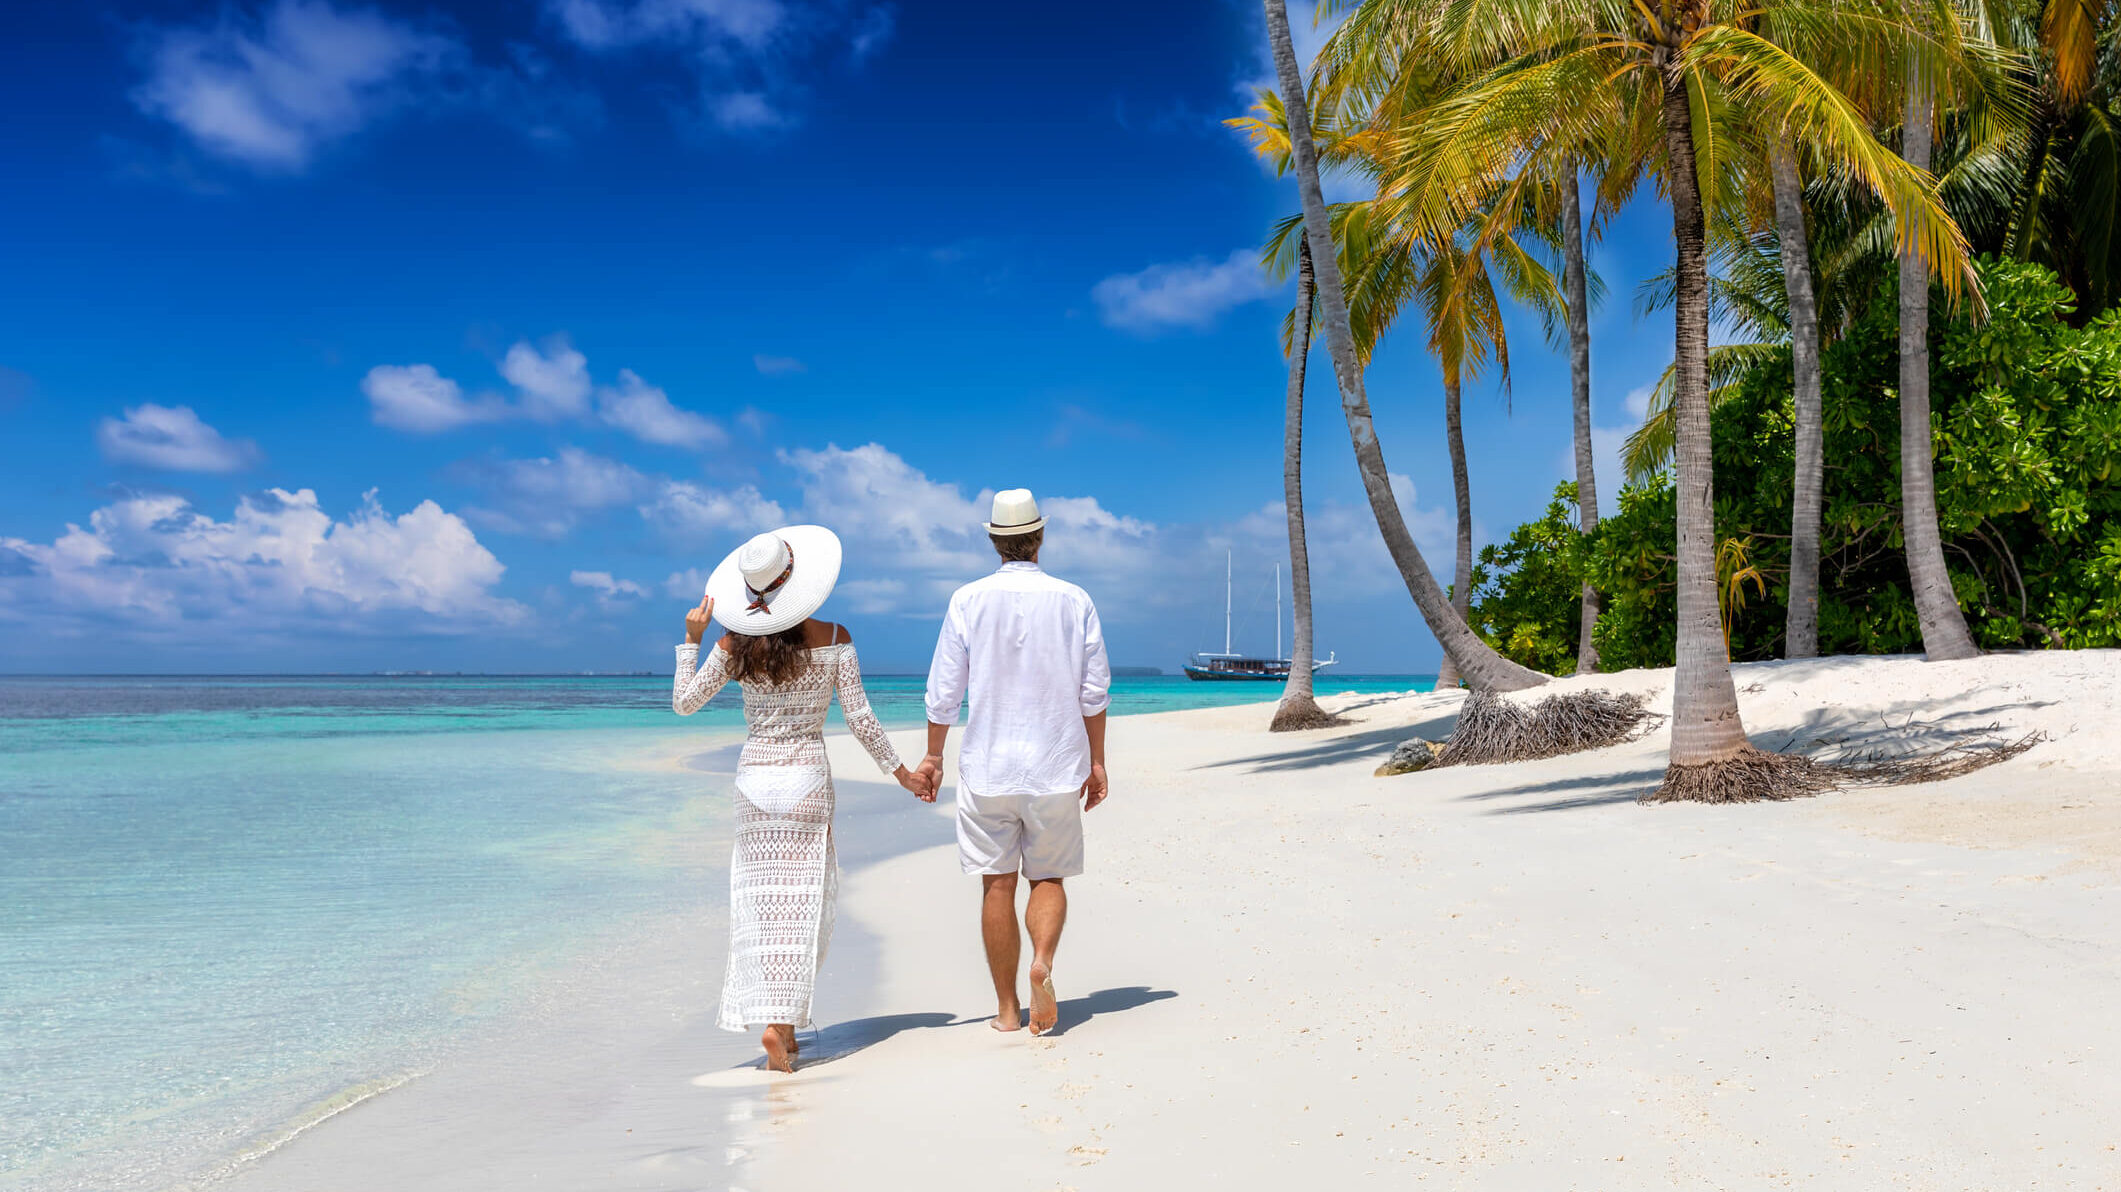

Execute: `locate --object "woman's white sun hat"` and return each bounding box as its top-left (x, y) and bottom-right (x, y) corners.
top-left (985, 488), bottom-right (1045, 536)
top-left (705, 525), bottom-right (844, 636)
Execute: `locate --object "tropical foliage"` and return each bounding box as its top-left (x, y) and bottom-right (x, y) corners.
top-left (1471, 258), bottom-right (2121, 670)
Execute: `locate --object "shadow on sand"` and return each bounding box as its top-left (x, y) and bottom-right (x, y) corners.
top-left (1196, 709), bottom-right (1464, 775)
top-left (786, 1011), bottom-right (958, 1071)
top-left (1036, 984), bottom-right (1178, 1038)
top-left (724, 987), bottom-right (1180, 1073)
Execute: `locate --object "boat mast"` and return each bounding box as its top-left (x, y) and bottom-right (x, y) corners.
top-left (1224, 550), bottom-right (1233, 656)
top-left (1275, 563), bottom-right (1282, 661)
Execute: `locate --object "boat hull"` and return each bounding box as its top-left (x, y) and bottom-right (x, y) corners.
top-left (1181, 666), bottom-right (1286, 681)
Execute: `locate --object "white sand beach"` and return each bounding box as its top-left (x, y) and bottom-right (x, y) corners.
top-left (227, 651), bottom-right (2121, 1190)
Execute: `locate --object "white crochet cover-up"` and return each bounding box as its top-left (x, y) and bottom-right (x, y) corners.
top-left (673, 637), bottom-right (901, 1031)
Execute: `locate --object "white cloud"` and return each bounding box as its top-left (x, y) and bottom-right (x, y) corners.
top-left (462, 447), bottom-right (649, 537)
top-left (642, 480), bottom-right (786, 538)
top-left (664, 566), bottom-right (711, 597)
top-left (1622, 383), bottom-right (1656, 420)
top-left (367, 342), bottom-right (721, 449)
top-left (501, 338), bottom-right (593, 420)
top-left (596, 369), bottom-right (724, 448)
top-left (96, 404), bottom-right (260, 473)
top-left (130, 0), bottom-right (458, 171)
top-left (781, 442), bottom-right (991, 575)
top-left (709, 91), bottom-right (781, 130)
top-left (753, 353), bottom-right (806, 376)
top-left (1091, 249), bottom-right (1278, 333)
top-left (545, 0), bottom-right (891, 131)
top-left (0, 487), bottom-right (525, 634)
top-left (570, 569), bottom-right (647, 600)
top-left (362, 363), bottom-right (505, 432)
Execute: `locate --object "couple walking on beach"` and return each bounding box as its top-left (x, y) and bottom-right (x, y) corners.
top-left (671, 488), bottom-right (1112, 1072)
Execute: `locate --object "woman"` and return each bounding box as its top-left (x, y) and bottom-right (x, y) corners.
top-left (672, 525), bottom-right (932, 1072)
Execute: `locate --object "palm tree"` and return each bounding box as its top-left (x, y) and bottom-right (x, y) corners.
top-left (1771, 136), bottom-right (1829, 658)
top-left (2001, 0), bottom-right (2120, 316)
top-left (1560, 172), bottom-right (1604, 673)
top-left (1270, 237), bottom-right (1340, 730)
top-left (1899, 59), bottom-right (1984, 660)
top-left (1262, 0), bottom-right (1548, 694)
top-left (1375, 0), bottom-right (1976, 797)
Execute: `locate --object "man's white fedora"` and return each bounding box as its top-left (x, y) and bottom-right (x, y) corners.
top-left (985, 488), bottom-right (1045, 536)
top-left (704, 525), bottom-right (843, 636)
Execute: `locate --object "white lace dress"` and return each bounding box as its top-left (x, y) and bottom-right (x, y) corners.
top-left (673, 637), bottom-right (902, 1030)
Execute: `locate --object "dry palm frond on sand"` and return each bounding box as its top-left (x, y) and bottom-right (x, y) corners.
top-left (1434, 689), bottom-right (1661, 767)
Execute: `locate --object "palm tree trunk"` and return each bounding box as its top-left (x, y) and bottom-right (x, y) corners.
top-left (1263, 0), bottom-right (1545, 693)
top-left (1772, 138), bottom-right (1825, 659)
top-left (1433, 373), bottom-right (1473, 690)
top-left (1272, 240), bottom-right (1335, 730)
top-left (1562, 172), bottom-right (1601, 674)
top-left (1898, 85), bottom-right (1980, 661)
top-left (1659, 68), bottom-right (1752, 768)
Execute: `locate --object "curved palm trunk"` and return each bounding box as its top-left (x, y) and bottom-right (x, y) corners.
top-left (1264, 0), bottom-right (1545, 693)
top-left (1772, 138), bottom-right (1825, 659)
top-left (1898, 87), bottom-right (1980, 661)
top-left (1562, 173), bottom-right (1601, 674)
top-left (1272, 240), bottom-right (1334, 730)
top-left (1433, 373), bottom-right (1474, 690)
top-left (1659, 68), bottom-right (1752, 768)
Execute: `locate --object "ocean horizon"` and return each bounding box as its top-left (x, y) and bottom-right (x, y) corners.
top-left (0, 671), bottom-right (1432, 1192)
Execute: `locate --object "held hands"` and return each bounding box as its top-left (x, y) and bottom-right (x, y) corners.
top-left (913, 753), bottom-right (946, 804)
top-left (1082, 762), bottom-right (1109, 811)
top-left (895, 764), bottom-right (938, 803)
top-left (684, 595), bottom-right (714, 644)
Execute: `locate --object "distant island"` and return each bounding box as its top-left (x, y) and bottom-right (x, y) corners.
top-left (1111, 666), bottom-right (1164, 677)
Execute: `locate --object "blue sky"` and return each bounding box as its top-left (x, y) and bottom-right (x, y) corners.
top-left (0, 0), bottom-right (1683, 674)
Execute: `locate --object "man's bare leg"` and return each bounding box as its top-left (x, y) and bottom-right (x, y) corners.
top-left (980, 872), bottom-right (1023, 1031)
top-left (1025, 877), bottom-right (1065, 1035)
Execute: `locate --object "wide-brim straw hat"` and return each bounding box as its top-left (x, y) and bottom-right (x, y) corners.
top-left (985, 488), bottom-right (1045, 536)
top-left (705, 525), bottom-right (843, 636)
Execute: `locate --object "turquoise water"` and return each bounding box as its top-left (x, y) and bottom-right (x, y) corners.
top-left (0, 672), bottom-right (1428, 1191)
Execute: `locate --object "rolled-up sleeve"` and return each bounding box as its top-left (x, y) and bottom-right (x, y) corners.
top-left (1079, 597), bottom-right (1111, 716)
top-left (924, 599), bottom-right (970, 725)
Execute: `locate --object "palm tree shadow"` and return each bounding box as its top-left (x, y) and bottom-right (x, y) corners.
top-left (1198, 709), bottom-right (1464, 775)
top-left (1038, 985), bottom-right (1179, 1038)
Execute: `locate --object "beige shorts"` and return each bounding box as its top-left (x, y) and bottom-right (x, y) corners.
top-left (956, 787), bottom-right (1084, 880)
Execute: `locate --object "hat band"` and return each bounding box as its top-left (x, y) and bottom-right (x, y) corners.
top-left (744, 544), bottom-right (795, 614)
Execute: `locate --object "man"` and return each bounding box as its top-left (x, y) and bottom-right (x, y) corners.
top-left (921, 488), bottom-right (1111, 1036)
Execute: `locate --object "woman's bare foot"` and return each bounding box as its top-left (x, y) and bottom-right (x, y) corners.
top-left (761, 1025), bottom-right (795, 1073)
top-left (1027, 964), bottom-right (1059, 1036)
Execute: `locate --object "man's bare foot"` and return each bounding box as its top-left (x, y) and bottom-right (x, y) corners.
top-left (991, 1001), bottom-right (1024, 1032)
top-left (761, 1025), bottom-right (795, 1073)
top-left (1027, 964), bottom-right (1058, 1036)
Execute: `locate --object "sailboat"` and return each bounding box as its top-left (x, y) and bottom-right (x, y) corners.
top-left (1183, 553), bottom-right (1338, 681)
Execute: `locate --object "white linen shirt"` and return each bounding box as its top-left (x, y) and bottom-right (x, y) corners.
top-left (925, 562), bottom-right (1112, 797)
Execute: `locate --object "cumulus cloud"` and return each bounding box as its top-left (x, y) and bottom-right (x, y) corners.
top-left (1091, 249), bottom-right (1278, 333)
top-left (0, 487), bottom-right (525, 635)
top-left (570, 569), bottom-right (647, 603)
top-left (596, 369), bottom-right (724, 448)
top-left (366, 341), bottom-right (721, 448)
top-left (363, 363), bottom-right (506, 432)
top-left (96, 404), bottom-right (260, 473)
top-left (501, 338), bottom-right (593, 420)
top-left (129, 0), bottom-right (459, 171)
top-left (544, 0), bottom-right (893, 132)
top-left (641, 480), bottom-right (786, 538)
top-left (460, 446), bottom-right (649, 537)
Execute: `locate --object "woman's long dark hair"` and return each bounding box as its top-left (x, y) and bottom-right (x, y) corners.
top-left (725, 624), bottom-right (810, 685)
